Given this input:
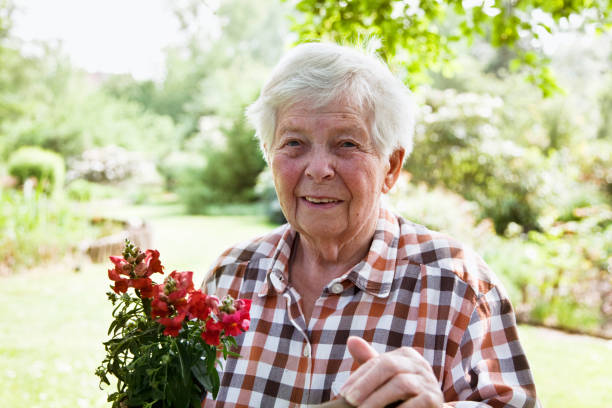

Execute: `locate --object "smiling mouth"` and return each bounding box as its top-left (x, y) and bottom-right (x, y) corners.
top-left (303, 196), bottom-right (341, 204)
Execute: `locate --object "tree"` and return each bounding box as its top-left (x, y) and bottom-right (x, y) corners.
top-left (0, 0), bottom-right (14, 42)
top-left (164, 0), bottom-right (290, 209)
top-left (289, 0), bottom-right (611, 94)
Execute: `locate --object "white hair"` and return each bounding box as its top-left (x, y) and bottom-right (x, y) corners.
top-left (246, 42), bottom-right (416, 161)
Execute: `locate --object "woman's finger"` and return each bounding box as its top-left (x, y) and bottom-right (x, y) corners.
top-left (398, 389), bottom-right (443, 408)
top-left (358, 372), bottom-right (421, 408)
top-left (347, 336), bottom-right (379, 365)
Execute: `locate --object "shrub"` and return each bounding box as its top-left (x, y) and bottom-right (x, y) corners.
top-left (156, 151), bottom-right (205, 192)
top-left (388, 176), bottom-right (612, 337)
top-left (481, 205), bottom-right (612, 337)
top-left (254, 167), bottom-right (286, 224)
top-left (406, 88), bottom-right (554, 233)
top-left (7, 146), bottom-right (65, 194)
top-left (387, 172), bottom-right (489, 246)
top-left (67, 146), bottom-right (139, 183)
top-left (66, 179), bottom-right (119, 202)
top-left (179, 114), bottom-right (266, 213)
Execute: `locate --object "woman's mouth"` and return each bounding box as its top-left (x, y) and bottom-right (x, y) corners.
top-left (304, 196), bottom-right (340, 204)
top-left (302, 196), bottom-right (342, 208)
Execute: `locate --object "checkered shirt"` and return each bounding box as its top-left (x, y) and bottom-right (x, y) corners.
top-left (201, 207), bottom-right (538, 407)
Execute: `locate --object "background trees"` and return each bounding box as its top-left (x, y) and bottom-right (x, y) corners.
top-left (290, 0), bottom-right (612, 336)
top-left (291, 0), bottom-right (611, 93)
top-left (0, 0), bottom-right (610, 335)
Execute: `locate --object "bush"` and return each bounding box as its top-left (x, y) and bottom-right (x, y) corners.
top-left (1, 81), bottom-right (179, 161)
top-left (7, 146), bottom-right (65, 194)
top-left (387, 172), bottom-right (489, 246)
top-left (65, 179), bottom-right (119, 202)
top-left (388, 177), bottom-right (612, 337)
top-left (156, 151), bottom-right (205, 192)
top-left (406, 88), bottom-right (553, 233)
top-left (179, 114), bottom-right (266, 213)
top-left (481, 206), bottom-right (612, 337)
top-left (254, 167), bottom-right (286, 224)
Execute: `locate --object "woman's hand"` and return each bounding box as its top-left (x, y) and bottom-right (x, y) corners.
top-left (339, 337), bottom-right (444, 408)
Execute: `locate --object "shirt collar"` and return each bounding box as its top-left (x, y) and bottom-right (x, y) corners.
top-left (257, 225), bottom-right (296, 297)
top-left (257, 206), bottom-right (400, 299)
top-left (344, 206), bottom-right (400, 298)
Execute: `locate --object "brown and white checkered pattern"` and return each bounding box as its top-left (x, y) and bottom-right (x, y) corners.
top-left (201, 207), bottom-right (538, 407)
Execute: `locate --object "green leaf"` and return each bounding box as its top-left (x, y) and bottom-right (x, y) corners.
top-left (191, 361), bottom-right (209, 390)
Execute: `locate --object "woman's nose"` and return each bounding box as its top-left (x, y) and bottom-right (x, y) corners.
top-left (304, 150), bottom-right (334, 182)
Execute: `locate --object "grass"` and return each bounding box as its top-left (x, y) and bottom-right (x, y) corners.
top-left (518, 325), bottom-right (612, 408)
top-left (1, 202), bottom-right (610, 407)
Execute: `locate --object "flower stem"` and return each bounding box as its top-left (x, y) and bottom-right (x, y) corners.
top-left (142, 297), bottom-right (152, 320)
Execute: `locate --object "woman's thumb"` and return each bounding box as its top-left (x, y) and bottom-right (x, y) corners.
top-left (347, 336), bottom-right (378, 366)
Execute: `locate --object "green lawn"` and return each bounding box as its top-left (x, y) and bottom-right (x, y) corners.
top-left (1, 205), bottom-right (610, 407)
top-left (519, 325), bottom-right (612, 408)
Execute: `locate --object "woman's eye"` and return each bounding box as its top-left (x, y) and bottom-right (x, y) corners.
top-left (340, 141), bottom-right (357, 148)
top-left (287, 140), bottom-right (301, 147)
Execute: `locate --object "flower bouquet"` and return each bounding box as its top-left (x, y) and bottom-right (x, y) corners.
top-left (96, 240), bottom-right (250, 408)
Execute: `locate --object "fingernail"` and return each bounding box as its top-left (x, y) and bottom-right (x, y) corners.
top-left (344, 391), bottom-right (359, 406)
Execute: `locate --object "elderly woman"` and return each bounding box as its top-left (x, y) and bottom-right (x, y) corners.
top-left (201, 43), bottom-right (538, 407)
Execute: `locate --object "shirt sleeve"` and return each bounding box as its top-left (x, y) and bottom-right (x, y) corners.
top-left (443, 286), bottom-right (540, 408)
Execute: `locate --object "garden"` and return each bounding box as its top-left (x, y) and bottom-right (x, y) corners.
top-left (1, 0), bottom-right (611, 407)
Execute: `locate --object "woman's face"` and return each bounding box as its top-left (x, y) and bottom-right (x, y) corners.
top-left (269, 99), bottom-right (403, 246)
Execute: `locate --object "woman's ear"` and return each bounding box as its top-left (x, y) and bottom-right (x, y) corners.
top-left (382, 148), bottom-right (405, 194)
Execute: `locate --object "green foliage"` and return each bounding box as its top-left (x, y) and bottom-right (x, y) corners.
top-left (8, 146), bottom-right (65, 194)
top-left (388, 178), bottom-right (612, 337)
top-left (102, 54), bottom-right (208, 141)
top-left (289, 0), bottom-right (611, 92)
top-left (387, 175), bottom-right (486, 245)
top-left (157, 151), bottom-right (205, 193)
top-left (0, 44), bottom-right (179, 165)
top-left (1, 84), bottom-right (178, 160)
top-left (97, 290), bottom-right (218, 408)
top-left (481, 206), bottom-right (611, 336)
top-left (254, 167), bottom-right (286, 224)
top-left (407, 87), bottom-right (551, 232)
top-left (0, 1), bottom-right (14, 40)
top-left (66, 179), bottom-right (119, 202)
top-left (97, 241), bottom-right (246, 407)
top-left (179, 114), bottom-right (266, 213)
top-left (0, 188), bottom-right (87, 272)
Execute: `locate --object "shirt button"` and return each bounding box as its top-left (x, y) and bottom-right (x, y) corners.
top-left (330, 283), bottom-right (344, 294)
top-left (303, 344), bottom-right (311, 357)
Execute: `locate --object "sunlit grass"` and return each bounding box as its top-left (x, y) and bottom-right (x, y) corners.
top-left (0, 263), bottom-right (111, 408)
top-left (518, 325), bottom-right (612, 408)
top-left (0, 204), bottom-right (274, 408)
top-left (1, 204), bottom-right (610, 407)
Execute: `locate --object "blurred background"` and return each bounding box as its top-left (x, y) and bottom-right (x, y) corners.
top-left (0, 0), bottom-right (610, 407)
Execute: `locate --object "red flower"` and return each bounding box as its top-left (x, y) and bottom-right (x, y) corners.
top-left (144, 249), bottom-right (163, 275)
top-left (220, 310), bottom-right (250, 336)
top-left (110, 275), bottom-right (129, 294)
top-left (187, 290), bottom-right (211, 321)
top-left (158, 311), bottom-right (186, 337)
top-left (235, 299), bottom-right (251, 314)
top-left (131, 278), bottom-right (154, 298)
top-left (202, 319), bottom-right (223, 346)
top-left (165, 271), bottom-right (194, 303)
top-left (218, 298), bottom-right (251, 336)
top-left (206, 295), bottom-right (220, 314)
top-left (109, 256), bottom-right (130, 272)
top-left (151, 271), bottom-right (196, 335)
top-left (107, 250), bottom-right (163, 295)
